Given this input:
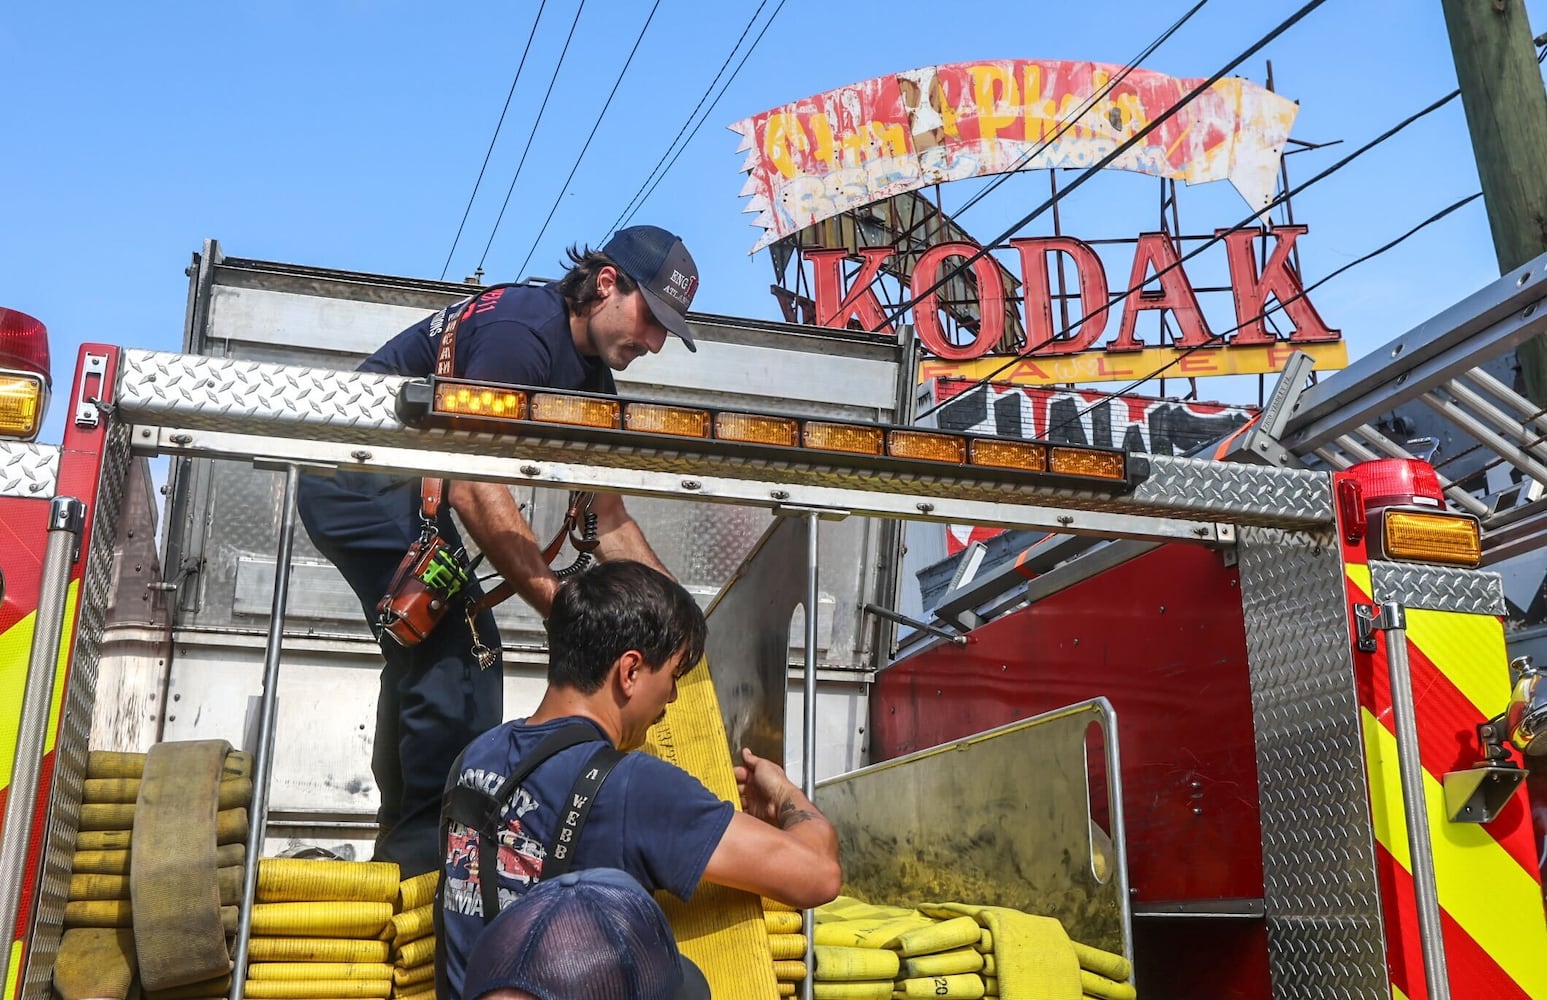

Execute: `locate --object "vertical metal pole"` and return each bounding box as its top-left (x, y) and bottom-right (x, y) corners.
top-left (229, 465), bottom-right (300, 1000)
top-left (0, 497), bottom-right (84, 996)
top-left (1376, 601), bottom-right (1452, 1000)
top-left (801, 511), bottom-right (819, 1000)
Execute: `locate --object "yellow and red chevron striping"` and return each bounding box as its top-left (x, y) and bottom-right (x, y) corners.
top-left (1343, 553), bottom-right (1547, 999)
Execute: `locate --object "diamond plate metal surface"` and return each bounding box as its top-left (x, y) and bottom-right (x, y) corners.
top-left (121, 351), bottom-right (1334, 528)
top-left (1368, 560), bottom-right (1507, 616)
top-left (1237, 526), bottom-right (1389, 999)
top-left (0, 443), bottom-right (58, 499)
top-left (23, 421), bottom-right (131, 1000)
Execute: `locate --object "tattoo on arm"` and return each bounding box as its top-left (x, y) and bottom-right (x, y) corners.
top-left (777, 798), bottom-right (820, 830)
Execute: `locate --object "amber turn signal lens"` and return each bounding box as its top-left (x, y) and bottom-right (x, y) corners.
top-left (1049, 447), bottom-right (1127, 481)
top-left (1382, 510), bottom-right (1481, 567)
top-left (969, 439), bottom-right (1047, 472)
top-left (0, 373), bottom-right (44, 440)
top-left (530, 393), bottom-right (621, 429)
top-left (888, 429), bottom-right (967, 464)
top-left (804, 421), bottom-right (884, 456)
top-left (715, 412), bottom-right (799, 447)
top-left (625, 403), bottom-right (710, 438)
top-left (432, 383), bottom-right (526, 420)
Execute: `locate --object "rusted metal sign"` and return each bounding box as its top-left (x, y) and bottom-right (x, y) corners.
top-left (732, 60), bottom-right (1299, 253)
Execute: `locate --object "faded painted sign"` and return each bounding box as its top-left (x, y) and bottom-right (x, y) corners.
top-left (928, 378), bottom-right (1256, 554)
top-left (732, 60), bottom-right (1299, 252)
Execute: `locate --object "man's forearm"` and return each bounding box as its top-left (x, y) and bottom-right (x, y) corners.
top-left (589, 494), bottom-right (671, 577)
top-left (447, 480), bottom-right (561, 617)
top-left (774, 787), bottom-right (838, 860)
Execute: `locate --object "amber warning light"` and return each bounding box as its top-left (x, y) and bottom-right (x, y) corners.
top-left (0, 308), bottom-right (51, 441)
top-left (395, 377), bottom-right (1142, 491)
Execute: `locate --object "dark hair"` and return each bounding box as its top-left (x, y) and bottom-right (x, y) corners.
top-left (545, 561), bottom-right (707, 692)
top-left (555, 246), bottom-right (638, 315)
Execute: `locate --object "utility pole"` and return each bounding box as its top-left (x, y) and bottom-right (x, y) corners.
top-left (1441, 0), bottom-right (1547, 405)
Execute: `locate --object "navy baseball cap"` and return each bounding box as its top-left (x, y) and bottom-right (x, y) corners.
top-left (602, 225), bottom-right (699, 352)
top-left (461, 868), bottom-right (712, 1000)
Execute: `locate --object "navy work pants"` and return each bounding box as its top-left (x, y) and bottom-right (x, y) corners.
top-left (297, 470), bottom-right (504, 877)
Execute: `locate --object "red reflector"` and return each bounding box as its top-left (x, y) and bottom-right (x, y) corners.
top-left (0, 308), bottom-right (51, 388)
top-left (1345, 458), bottom-right (1444, 509)
top-left (1337, 477), bottom-right (1367, 544)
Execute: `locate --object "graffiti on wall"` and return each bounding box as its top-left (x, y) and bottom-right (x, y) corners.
top-left (931, 378), bottom-right (1255, 553)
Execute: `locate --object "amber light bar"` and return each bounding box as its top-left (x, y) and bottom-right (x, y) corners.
top-left (399, 378), bottom-right (1139, 489)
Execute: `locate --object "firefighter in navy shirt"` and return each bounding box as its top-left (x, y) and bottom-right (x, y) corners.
top-left (436, 561), bottom-right (842, 997)
top-left (298, 226), bottom-right (701, 877)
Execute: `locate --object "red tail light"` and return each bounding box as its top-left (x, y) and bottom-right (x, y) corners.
top-left (1344, 458), bottom-right (1444, 510)
top-left (0, 308), bottom-right (51, 387)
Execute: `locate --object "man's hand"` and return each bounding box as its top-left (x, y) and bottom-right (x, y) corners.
top-left (735, 748), bottom-right (822, 831)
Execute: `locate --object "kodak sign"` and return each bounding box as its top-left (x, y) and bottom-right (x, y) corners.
top-left (809, 225), bottom-right (1347, 385)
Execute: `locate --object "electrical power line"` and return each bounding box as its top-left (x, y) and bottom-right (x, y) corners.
top-left (513, 0), bottom-right (667, 280)
top-left (871, 0), bottom-right (1332, 346)
top-left (616, 0), bottom-right (789, 232)
top-left (914, 84), bottom-right (1463, 422)
top-left (603, 0), bottom-right (772, 240)
top-left (440, 1), bottom-right (549, 280)
top-left (476, 0), bottom-right (589, 274)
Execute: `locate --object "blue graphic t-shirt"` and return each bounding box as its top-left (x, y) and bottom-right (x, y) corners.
top-left (360, 283), bottom-right (616, 394)
top-left (439, 716), bottom-right (734, 996)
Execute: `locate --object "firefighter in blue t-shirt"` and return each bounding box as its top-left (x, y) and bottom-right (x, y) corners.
top-left (297, 226), bottom-right (704, 877)
top-left (435, 560), bottom-right (842, 998)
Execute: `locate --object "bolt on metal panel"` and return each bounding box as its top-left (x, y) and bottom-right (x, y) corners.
top-left (0, 443), bottom-right (59, 499)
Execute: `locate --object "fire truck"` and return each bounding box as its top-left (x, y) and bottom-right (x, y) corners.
top-left (2, 241), bottom-right (1546, 1000)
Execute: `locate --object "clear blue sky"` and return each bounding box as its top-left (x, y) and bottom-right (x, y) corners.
top-left (4, 0), bottom-right (1539, 444)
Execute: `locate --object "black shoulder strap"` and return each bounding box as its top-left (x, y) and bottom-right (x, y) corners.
top-left (439, 723), bottom-right (600, 927)
top-left (543, 745), bottom-right (625, 879)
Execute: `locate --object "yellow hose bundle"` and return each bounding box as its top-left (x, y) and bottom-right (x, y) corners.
top-left (771, 960), bottom-right (808, 981)
top-left (1079, 969), bottom-right (1137, 1000)
top-left (70, 849), bottom-right (131, 876)
top-left (811, 945), bottom-right (899, 981)
top-left (777, 985), bottom-right (795, 998)
top-left (69, 863), bottom-right (249, 905)
top-left (62, 899), bottom-right (131, 928)
top-left (902, 947), bottom-right (984, 978)
top-left (817, 897), bottom-right (915, 923)
top-left (249, 901), bottom-right (394, 938)
top-left (398, 870), bottom-right (438, 911)
top-left (85, 749), bottom-right (252, 781)
top-left (892, 974), bottom-right (985, 998)
top-left (765, 909), bottom-right (802, 934)
top-left (393, 962), bottom-right (436, 988)
top-left (815, 915), bottom-right (931, 948)
top-left (246, 938), bottom-right (391, 964)
top-left (246, 962), bottom-right (393, 981)
top-left (641, 654), bottom-right (778, 1000)
top-left (52, 927), bottom-right (137, 1000)
top-left (82, 777), bottom-right (252, 809)
top-left (394, 935), bottom-right (435, 968)
top-left (241, 979), bottom-right (391, 999)
top-left (1071, 942), bottom-right (1131, 983)
top-left (73, 829), bottom-right (133, 852)
top-left (386, 902), bottom-right (434, 944)
top-left (768, 932), bottom-right (807, 960)
top-left (918, 904), bottom-right (1081, 1000)
top-left (256, 858), bottom-right (400, 903)
top-left (883, 916), bottom-right (982, 957)
top-left (813, 984), bottom-right (891, 1000)
top-left (395, 988), bottom-right (435, 1000)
